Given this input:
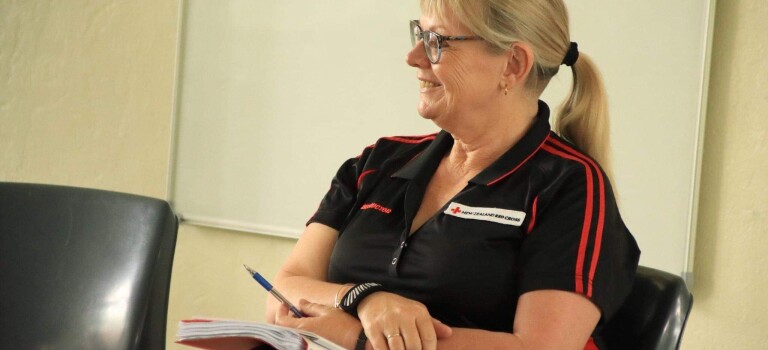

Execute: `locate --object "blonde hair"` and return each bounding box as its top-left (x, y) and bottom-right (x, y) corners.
top-left (421, 0), bottom-right (612, 177)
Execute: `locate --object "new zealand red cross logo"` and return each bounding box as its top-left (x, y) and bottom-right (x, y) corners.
top-left (451, 206), bottom-right (461, 214)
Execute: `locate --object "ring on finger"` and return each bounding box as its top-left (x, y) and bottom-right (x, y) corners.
top-left (385, 333), bottom-right (402, 340)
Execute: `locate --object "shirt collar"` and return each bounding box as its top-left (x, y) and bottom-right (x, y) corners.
top-left (392, 100), bottom-right (552, 186)
top-left (470, 100), bottom-right (551, 186)
top-left (391, 129), bottom-right (453, 183)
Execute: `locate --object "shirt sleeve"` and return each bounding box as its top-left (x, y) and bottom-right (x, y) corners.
top-left (306, 147), bottom-right (373, 230)
top-left (518, 164), bottom-right (640, 322)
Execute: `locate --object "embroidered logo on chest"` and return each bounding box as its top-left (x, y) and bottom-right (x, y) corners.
top-left (360, 202), bottom-right (392, 214)
top-left (444, 202), bottom-right (526, 226)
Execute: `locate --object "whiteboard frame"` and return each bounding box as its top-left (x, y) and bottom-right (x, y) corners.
top-left (682, 0), bottom-right (717, 286)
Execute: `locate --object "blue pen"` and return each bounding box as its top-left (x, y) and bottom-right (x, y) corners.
top-left (243, 265), bottom-right (305, 317)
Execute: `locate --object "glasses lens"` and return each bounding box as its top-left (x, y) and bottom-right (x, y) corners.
top-left (425, 32), bottom-right (440, 63)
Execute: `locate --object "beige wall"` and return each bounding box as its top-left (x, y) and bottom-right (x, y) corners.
top-left (682, 1), bottom-right (768, 348)
top-left (0, 0), bottom-right (177, 197)
top-left (1, 0), bottom-right (766, 349)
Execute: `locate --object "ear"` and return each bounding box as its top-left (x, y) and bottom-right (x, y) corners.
top-left (502, 42), bottom-right (535, 87)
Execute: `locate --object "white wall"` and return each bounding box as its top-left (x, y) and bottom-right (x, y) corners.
top-left (1, 0), bottom-right (766, 348)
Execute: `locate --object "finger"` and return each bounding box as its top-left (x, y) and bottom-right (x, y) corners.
top-left (297, 299), bottom-right (315, 317)
top-left (366, 329), bottom-right (389, 350)
top-left (297, 299), bottom-right (333, 317)
top-left (401, 325), bottom-right (423, 350)
top-left (414, 317), bottom-right (437, 350)
top-left (385, 330), bottom-right (406, 350)
top-left (274, 303), bottom-right (292, 326)
top-left (431, 318), bottom-right (453, 339)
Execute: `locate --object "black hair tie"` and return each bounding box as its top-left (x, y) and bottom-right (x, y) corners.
top-left (562, 42), bottom-right (579, 66)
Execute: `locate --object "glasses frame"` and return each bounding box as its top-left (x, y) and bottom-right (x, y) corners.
top-left (410, 20), bottom-right (483, 64)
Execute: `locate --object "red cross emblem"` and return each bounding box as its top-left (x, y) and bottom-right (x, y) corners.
top-left (451, 206), bottom-right (461, 214)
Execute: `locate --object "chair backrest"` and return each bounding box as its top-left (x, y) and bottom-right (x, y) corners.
top-left (601, 265), bottom-right (693, 350)
top-left (0, 182), bottom-right (178, 350)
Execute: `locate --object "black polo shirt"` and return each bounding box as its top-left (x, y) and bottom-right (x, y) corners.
top-left (308, 101), bottom-right (640, 335)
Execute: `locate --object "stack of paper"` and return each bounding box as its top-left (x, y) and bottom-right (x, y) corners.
top-left (176, 319), bottom-right (344, 350)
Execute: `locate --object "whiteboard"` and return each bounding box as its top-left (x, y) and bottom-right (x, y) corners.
top-left (169, 0), bottom-right (715, 281)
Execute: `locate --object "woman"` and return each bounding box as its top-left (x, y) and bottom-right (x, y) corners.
top-left (268, 0), bottom-right (640, 349)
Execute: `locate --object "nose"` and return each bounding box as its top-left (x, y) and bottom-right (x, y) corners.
top-left (406, 42), bottom-right (430, 68)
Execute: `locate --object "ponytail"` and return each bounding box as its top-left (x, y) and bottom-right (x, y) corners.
top-left (555, 53), bottom-right (613, 181)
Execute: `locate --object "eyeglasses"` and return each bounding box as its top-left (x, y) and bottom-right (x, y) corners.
top-left (410, 20), bottom-right (483, 64)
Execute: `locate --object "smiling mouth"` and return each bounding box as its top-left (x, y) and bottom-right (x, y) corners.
top-left (420, 81), bottom-right (441, 88)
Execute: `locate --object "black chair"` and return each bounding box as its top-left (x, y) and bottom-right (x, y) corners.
top-left (0, 182), bottom-right (178, 349)
top-left (602, 265), bottom-right (694, 350)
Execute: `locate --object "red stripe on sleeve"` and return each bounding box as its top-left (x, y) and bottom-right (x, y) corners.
top-left (357, 169), bottom-right (377, 189)
top-left (526, 196), bottom-right (538, 235)
top-left (548, 138), bottom-right (606, 297)
top-left (541, 143), bottom-right (594, 295)
top-left (355, 144), bottom-right (376, 159)
top-left (584, 337), bottom-right (599, 350)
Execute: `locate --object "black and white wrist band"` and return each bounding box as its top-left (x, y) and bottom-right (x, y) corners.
top-left (339, 282), bottom-right (385, 317)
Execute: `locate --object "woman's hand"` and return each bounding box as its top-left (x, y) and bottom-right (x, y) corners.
top-left (357, 292), bottom-right (452, 350)
top-left (274, 299), bottom-right (363, 349)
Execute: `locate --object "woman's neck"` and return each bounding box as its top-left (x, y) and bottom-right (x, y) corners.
top-left (443, 99), bottom-right (539, 180)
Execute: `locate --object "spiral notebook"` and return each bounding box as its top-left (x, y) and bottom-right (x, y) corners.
top-left (176, 319), bottom-right (344, 350)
